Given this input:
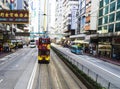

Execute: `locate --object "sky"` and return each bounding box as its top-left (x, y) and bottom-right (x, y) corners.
top-left (29, 0), bottom-right (56, 38)
top-left (40, 0), bottom-right (56, 27)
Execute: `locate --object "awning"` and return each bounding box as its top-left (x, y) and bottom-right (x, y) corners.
top-left (70, 34), bottom-right (86, 38)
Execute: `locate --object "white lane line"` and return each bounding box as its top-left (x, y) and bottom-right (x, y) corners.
top-left (80, 57), bottom-right (120, 79)
top-left (0, 79), bottom-right (3, 84)
top-left (27, 60), bottom-right (38, 89)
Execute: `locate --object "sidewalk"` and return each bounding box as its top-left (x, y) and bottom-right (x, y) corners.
top-left (85, 53), bottom-right (120, 66)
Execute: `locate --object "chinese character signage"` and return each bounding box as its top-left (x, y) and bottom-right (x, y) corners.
top-left (0, 10), bottom-right (29, 24)
top-left (71, 6), bottom-right (78, 30)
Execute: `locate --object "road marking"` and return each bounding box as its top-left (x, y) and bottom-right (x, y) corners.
top-left (80, 57), bottom-right (120, 79)
top-left (27, 60), bottom-right (38, 89)
top-left (0, 79), bottom-right (3, 84)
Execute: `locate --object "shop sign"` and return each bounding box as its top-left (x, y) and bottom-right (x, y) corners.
top-left (0, 10), bottom-right (29, 24)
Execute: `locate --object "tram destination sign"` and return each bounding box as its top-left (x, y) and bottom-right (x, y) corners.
top-left (0, 10), bottom-right (29, 24)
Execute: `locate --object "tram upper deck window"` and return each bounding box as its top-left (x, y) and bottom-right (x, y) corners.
top-left (39, 38), bottom-right (50, 44)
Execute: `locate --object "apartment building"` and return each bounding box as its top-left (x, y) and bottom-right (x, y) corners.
top-left (70, 0), bottom-right (98, 44)
top-left (62, 0), bottom-right (78, 37)
top-left (55, 0), bottom-right (63, 34)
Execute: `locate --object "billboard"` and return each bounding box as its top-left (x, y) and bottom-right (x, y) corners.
top-left (71, 6), bottom-right (78, 30)
top-left (0, 10), bottom-right (29, 24)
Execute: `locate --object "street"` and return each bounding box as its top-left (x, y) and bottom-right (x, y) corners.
top-left (0, 47), bottom-right (37, 89)
top-left (35, 49), bottom-right (87, 89)
top-left (0, 47), bottom-right (87, 89)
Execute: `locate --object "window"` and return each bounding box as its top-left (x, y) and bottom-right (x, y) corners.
top-left (108, 24), bottom-right (114, 32)
top-left (103, 6), bottom-right (109, 15)
top-left (110, 0), bottom-right (115, 2)
top-left (109, 13), bottom-right (115, 22)
top-left (116, 11), bottom-right (120, 21)
top-left (103, 16), bottom-right (108, 24)
top-left (104, 0), bottom-right (109, 6)
top-left (98, 18), bottom-right (102, 25)
top-left (115, 22), bottom-right (120, 32)
top-left (68, 14), bottom-right (71, 17)
top-left (103, 25), bottom-right (107, 30)
top-left (117, 0), bottom-right (120, 10)
top-left (99, 0), bottom-right (103, 8)
top-left (99, 9), bottom-right (103, 17)
top-left (110, 2), bottom-right (115, 12)
top-left (98, 27), bottom-right (102, 31)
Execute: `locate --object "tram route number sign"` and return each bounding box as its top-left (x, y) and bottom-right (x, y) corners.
top-left (0, 10), bottom-right (29, 24)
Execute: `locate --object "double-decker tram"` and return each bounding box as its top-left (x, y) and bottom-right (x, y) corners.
top-left (38, 37), bottom-right (50, 63)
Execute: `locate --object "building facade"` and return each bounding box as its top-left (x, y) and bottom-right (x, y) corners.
top-left (0, 0), bottom-right (10, 52)
top-left (55, 0), bottom-right (63, 34)
top-left (62, 0), bottom-right (78, 36)
top-left (97, 0), bottom-right (120, 60)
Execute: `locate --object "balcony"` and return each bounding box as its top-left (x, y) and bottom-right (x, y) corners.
top-left (86, 16), bottom-right (90, 22)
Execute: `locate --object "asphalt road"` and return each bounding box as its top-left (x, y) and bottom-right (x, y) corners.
top-left (0, 47), bottom-right (37, 89)
top-left (35, 50), bottom-right (87, 89)
top-left (52, 44), bottom-right (120, 89)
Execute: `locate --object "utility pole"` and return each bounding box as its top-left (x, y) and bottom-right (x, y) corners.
top-left (43, 0), bottom-right (46, 32)
top-left (38, 0), bottom-right (41, 36)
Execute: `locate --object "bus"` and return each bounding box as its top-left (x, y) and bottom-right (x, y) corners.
top-left (29, 39), bottom-right (36, 48)
top-left (38, 37), bottom-right (50, 63)
top-left (70, 45), bottom-right (83, 55)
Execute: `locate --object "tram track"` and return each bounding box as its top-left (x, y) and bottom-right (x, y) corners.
top-left (35, 50), bottom-right (87, 89)
top-left (51, 50), bottom-right (87, 89)
top-left (37, 64), bottom-right (52, 89)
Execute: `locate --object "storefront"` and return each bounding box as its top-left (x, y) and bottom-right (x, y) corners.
top-left (98, 37), bottom-right (112, 58)
top-left (90, 37), bottom-right (98, 55)
top-left (112, 37), bottom-right (120, 60)
top-left (0, 32), bottom-right (3, 52)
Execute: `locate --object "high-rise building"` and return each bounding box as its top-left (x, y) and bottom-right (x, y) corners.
top-left (76, 0), bottom-right (99, 34)
top-left (55, 0), bottom-right (63, 34)
top-left (62, 0), bottom-right (78, 37)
